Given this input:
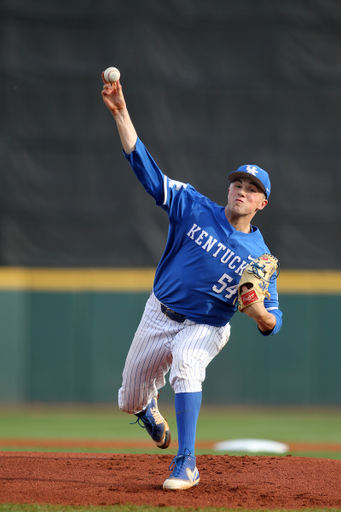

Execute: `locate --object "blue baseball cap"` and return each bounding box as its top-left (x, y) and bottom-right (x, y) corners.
top-left (228, 164), bottom-right (271, 198)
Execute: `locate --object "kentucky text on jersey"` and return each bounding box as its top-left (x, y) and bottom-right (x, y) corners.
top-left (186, 223), bottom-right (249, 276)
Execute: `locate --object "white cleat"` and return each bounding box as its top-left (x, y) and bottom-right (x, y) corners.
top-left (163, 449), bottom-right (200, 490)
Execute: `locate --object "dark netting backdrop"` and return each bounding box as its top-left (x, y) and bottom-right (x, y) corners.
top-left (0, 0), bottom-right (340, 268)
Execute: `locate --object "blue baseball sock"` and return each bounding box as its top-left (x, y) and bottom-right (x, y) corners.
top-left (175, 391), bottom-right (202, 456)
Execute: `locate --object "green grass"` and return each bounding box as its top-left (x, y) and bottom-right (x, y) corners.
top-left (0, 404), bottom-right (340, 441)
top-left (0, 504), bottom-right (340, 512)
top-left (197, 405), bottom-right (341, 442)
top-left (0, 404), bottom-right (340, 459)
top-left (1, 505), bottom-right (341, 512)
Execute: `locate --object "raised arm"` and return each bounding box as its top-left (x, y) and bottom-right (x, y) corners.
top-left (101, 72), bottom-right (137, 154)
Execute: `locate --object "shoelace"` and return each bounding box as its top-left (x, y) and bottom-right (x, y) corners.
top-left (130, 415), bottom-right (156, 435)
top-left (168, 448), bottom-right (192, 476)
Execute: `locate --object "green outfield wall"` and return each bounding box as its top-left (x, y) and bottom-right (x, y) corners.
top-left (0, 268), bottom-right (340, 405)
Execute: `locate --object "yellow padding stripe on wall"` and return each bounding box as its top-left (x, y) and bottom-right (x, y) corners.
top-left (0, 268), bottom-right (155, 291)
top-left (0, 268), bottom-right (339, 293)
top-left (277, 270), bottom-right (341, 294)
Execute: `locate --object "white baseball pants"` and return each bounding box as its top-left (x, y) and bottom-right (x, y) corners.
top-left (118, 292), bottom-right (231, 414)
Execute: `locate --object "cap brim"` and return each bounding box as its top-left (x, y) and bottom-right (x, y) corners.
top-left (228, 171), bottom-right (267, 197)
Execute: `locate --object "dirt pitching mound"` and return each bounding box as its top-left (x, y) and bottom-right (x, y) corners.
top-left (0, 452), bottom-right (340, 509)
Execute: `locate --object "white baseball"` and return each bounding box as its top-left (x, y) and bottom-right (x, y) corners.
top-left (104, 67), bottom-right (120, 83)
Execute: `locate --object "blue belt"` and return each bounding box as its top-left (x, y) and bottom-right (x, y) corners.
top-left (161, 304), bottom-right (186, 323)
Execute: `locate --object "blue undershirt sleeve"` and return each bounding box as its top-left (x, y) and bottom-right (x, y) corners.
top-left (258, 307), bottom-right (283, 336)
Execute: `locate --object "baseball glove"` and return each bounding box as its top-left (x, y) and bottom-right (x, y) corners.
top-left (237, 254), bottom-right (279, 312)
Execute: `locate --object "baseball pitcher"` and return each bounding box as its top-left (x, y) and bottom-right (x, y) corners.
top-left (101, 71), bottom-right (283, 491)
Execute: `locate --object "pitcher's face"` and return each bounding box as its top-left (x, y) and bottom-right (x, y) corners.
top-left (227, 178), bottom-right (268, 217)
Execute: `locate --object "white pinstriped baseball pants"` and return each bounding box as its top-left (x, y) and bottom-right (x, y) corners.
top-left (118, 292), bottom-right (231, 414)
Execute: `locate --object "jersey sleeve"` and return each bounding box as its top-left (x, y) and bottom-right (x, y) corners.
top-left (124, 138), bottom-right (165, 205)
top-left (124, 138), bottom-right (197, 219)
top-left (160, 176), bottom-right (198, 221)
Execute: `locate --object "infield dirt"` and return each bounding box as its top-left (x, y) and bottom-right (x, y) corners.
top-left (0, 451), bottom-right (340, 509)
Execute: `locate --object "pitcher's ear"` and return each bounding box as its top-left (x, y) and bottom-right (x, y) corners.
top-left (256, 198), bottom-right (268, 211)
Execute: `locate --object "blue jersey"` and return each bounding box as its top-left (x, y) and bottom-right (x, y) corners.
top-left (125, 138), bottom-right (282, 333)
